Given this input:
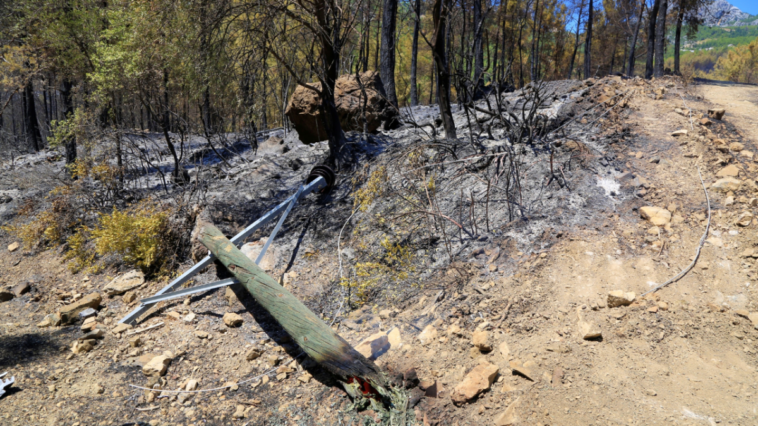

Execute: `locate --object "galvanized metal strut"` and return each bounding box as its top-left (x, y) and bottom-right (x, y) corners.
top-left (118, 165), bottom-right (336, 325)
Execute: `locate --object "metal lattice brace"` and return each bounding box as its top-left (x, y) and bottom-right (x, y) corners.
top-left (118, 166), bottom-right (335, 325)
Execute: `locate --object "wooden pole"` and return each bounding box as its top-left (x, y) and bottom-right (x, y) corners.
top-left (193, 219), bottom-right (385, 386)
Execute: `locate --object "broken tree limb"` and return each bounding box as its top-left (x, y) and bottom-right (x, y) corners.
top-left (193, 219), bottom-right (385, 387)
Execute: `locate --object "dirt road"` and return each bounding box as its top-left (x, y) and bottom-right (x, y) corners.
top-left (697, 79), bottom-right (758, 144)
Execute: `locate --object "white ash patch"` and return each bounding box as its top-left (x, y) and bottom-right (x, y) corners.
top-left (596, 176), bottom-right (621, 198)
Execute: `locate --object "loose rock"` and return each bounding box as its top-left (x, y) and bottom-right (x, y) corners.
top-left (59, 293), bottom-right (102, 324)
top-left (232, 405), bottom-right (246, 419)
top-left (418, 324), bottom-right (438, 345)
top-left (509, 359), bottom-right (537, 381)
top-left (7, 242), bottom-right (19, 252)
top-left (246, 347), bottom-right (263, 361)
top-left (223, 312), bottom-right (244, 327)
top-left (451, 362), bottom-right (499, 403)
top-left (579, 321), bottom-right (602, 340)
top-left (607, 290), bottom-right (636, 307)
top-left (285, 71), bottom-right (396, 144)
top-left (748, 312), bottom-right (758, 329)
top-left (143, 354), bottom-right (172, 376)
top-left (12, 282), bottom-right (31, 297)
top-left (716, 165), bottom-right (740, 178)
top-left (71, 339), bottom-right (96, 354)
top-left (104, 270), bottom-right (145, 296)
top-left (472, 330), bottom-right (492, 352)
top-left (240, 240), bottom-right (278, 272)
top-left (639, 206), bottom-right (671, 226)
top-left (355, 332), bottom-right (390, 360)
top-left (494, 397), bottom-right (521, 426)
top-left (736, 212), bottom-right (753, 227)
top-left (37, 313), bottom-right (61, 328)
top-left (711, 177), bottom-right (742, 193)
top-left (708, 108), bottom-right (725, 120)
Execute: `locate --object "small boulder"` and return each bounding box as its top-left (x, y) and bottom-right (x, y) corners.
top-left (716, 165), bottom-right (740, 178)
top-left (639, 206), bottom-right (671, 226)
top-left (498, 341), bottom-right (510, 360)
top-left (233, 405), bottom-right (246, 419)
top-left (387, 327), bottom-right (402, 347)
top-left (7, 242), bottom-right (19, 252)
top-left (748, 312), bottom-right (758, 329)
top-left (12, 282), bottom-right (30, 297)
top-left (122, 292), bottom-right (137, 304)
top-left (59, 293), bottom-right (102, 324)
top-left (104, 270), bottom-right (145, 296)
top-left (418, 324), bottom-right (438, 345)
top-left (708, 108), bottom-right (725, 120)
top-left (579, 321), bottom-right (602, 340)
top-left (111, 323), bottom-right (132, 334)
top-left (451, 362), bottom-right (499, 403)
top-left (608, 290), bottom-right (636, 307)
top-left (285, 71), bottom-right (397, 144)
top-left (736, 212), bottom-right (753, 227)
top-left (185, 379), bottom-right (199, 391)
top-left (711, 177), bottom-right (742, 193)
top-left (494, 397), bottom-right (521, 426)
top-left (240, 240), bottom-right (278, 272)
top-left (509, 359), bottom-right (537, 381)
top-left (37, 313), bottom-right (61, 328)
top-left (246, 347), bottom-right (263, 361)
top-left (355, 332), bottom-right (390, 360)
top-left (472, 330), bottom-right (492, 352)
top-left (223, 312), bottom-right (244, 327)
top-left (71, 339), bottom-right (96, 354)
top-left (143, 354), bottom-right (172, 376)
top-left (730, 142), bottom-right (745, 152)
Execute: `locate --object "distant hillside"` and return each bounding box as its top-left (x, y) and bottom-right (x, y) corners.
top-left (700, 0), bottom-right (758, 27)
top-left (680, 25), bottom-right (758, 52)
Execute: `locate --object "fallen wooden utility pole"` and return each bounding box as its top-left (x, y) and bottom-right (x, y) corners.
top-left (194, 219), bottom-right (385, 387)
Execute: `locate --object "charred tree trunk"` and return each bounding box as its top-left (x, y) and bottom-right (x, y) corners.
top-left (568, 0), bottom-right (585, 79)
top-left (654, 0), bottom-right (668, 77)
top-left (645, 0), bottom-right (661, 79)
top-left (531, 0), bottom-right (541, 81)
top-left (380, 0), bottom-right (399, 108)
top-left (627, 0), bottom-right (646, 76)
top-left (161, 69), bottom-right (182, 180)
top-left (313, 0), bottom-right (348, 167)
top-left (23, 81), bottom-right (42, 152)
top-left (410, 0), bottom-right (421, 106)
top-left (432, 0), bottom-right (457, 140)
top-left (674, 2), bottom-right (684, 75)
top-left (61, 79), bottom-right (76, 167)
top-left (473, 0), bottom-right (484, 98)
top-left (583, 0), bottom-right (593, 79)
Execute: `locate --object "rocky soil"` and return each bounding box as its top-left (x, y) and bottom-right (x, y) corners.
top-left (1, 76), bottom-right (758, 426)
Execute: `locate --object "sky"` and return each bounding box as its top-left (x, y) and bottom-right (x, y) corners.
top-left (730, 0), bottom-right (758, 16)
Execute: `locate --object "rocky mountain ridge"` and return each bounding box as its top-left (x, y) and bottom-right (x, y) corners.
top-left (701, 0), bottom-right (758, 27)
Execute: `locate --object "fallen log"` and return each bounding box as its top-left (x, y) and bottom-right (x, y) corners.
top-left (193, 218), bottom-right (385, 387)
